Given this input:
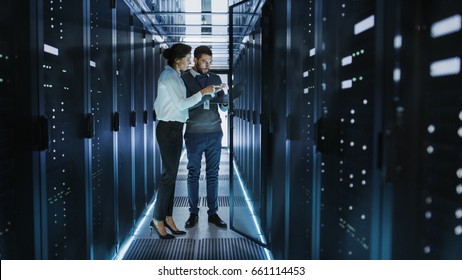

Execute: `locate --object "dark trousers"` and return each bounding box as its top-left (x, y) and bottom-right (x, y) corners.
top-left (153, 121), bottom-right (184, 220)
top-left (184, 131), bottom-right (223, 215)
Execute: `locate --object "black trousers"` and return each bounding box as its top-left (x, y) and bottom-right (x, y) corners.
top-left (153, 120), bottom-right (184, 220)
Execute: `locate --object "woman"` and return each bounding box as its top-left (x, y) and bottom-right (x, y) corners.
top-left (152, 43), bottom-right (216, 239)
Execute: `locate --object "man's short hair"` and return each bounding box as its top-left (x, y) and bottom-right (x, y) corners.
top-left (194, 45), bottom-right (213, 58)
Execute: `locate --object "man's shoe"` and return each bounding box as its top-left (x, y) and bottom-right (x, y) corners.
top-left (185, 213), bottom-right (198, 228)
top-left (208, 213), bottom-right (227, 228)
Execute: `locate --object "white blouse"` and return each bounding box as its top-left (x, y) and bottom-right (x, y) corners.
top-left (154, 65), bottom-right (202, 123)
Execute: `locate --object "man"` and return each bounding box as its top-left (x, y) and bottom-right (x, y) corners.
top-left (181, 45), bottom-right (228, 228)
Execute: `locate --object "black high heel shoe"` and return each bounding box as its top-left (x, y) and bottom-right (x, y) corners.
top-left (164, 220), bottom-right (186, 235)
top-left (150, 220), bottom-right (175, 239)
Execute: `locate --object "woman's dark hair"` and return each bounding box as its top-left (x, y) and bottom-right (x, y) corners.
top-left (162, 43), bottom-right (192, 67)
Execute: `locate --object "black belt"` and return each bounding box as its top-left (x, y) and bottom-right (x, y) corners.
top-left (159, 120), bottom-right (184, 127)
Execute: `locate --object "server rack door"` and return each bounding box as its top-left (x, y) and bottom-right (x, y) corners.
top-left (115, 2), bottom-right (134, 245)
top-left (317, 0), bottom-right (384, 259)
top-left (0, 0), bottom-right (37, 259)
top-left (259, 1), bottom-right (272, 245)
top-left (284, 0), bottom-right (317, 259)
top-left (261, 0), bottom-right (291, 259)
top-left (231, 54), bottom-right (245, 224)
top-left (89, 0), bottom-right (117, 260)
top-left (236, 57), bottom-right (244, 169)
top-left (145, 34), bottom-right (155, 200)
top-left (133, 17), bottom-right (147, 219)
top-left (246, 46), bottom-right (253, 198)
top-left (231, 53), bottom-right (257, 240)
top-left (38, 0), bottom-right (91, 259)
top-left (414, 1), bottom-right (462, 259)
top-left (385, 0), bottom-right (462, 259)
top-left (228, 2), bottom-right (268, 248)
top-left (244, 47), bottom-right (252, 189)
top-left (251, 29), bottom-right (263, 220)
top-left (153, 45), bottom-right (164, 192)
top-left (233, 55), bottom-right (243, 171)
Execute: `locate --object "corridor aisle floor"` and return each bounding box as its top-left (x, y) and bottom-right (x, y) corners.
top-left (119, 148), bottom-right (271, 260)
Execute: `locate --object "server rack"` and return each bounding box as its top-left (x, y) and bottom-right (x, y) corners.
top-left (90, 0), bottom-right (117, 260)
top-left (0, 0), bottom-right (38, 260)
top-left (261, 0), bottom-right (291, 259)
top-left (145, 33), bottom-right (155, 203)
top-left (285, 0), bottom-right (317, 259)
top-left (231, 0), bottom-right (462, 259)
top-left (38, 0), bottom-right (91, 259)
top-left (115, 1), bottom-right (135, 254)
top-left (0, 0), bottom-right (161, 259)
top-left (315, 0), bottom-right (385, 260)
top-left (385, 0), bottom-right (462, 259)
top-left (132, 15), bottom-right (147, 222)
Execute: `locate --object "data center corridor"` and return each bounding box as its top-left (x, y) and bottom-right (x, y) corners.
top-left (116, 149), bottom-right (272, 260)
top-left (2, 0), bottom-right (462, 260)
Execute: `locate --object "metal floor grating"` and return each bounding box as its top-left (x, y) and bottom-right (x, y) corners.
top-left (173, 196), bottom-right (247, 207)
top-left (197, 238), bottom-right (267, 260)
top-left (173, 196), bottom-right (190, 207)
top-left (123, 238), bottom-right (267, 260)
top-left (123, 238), bottom-right (196, 260)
